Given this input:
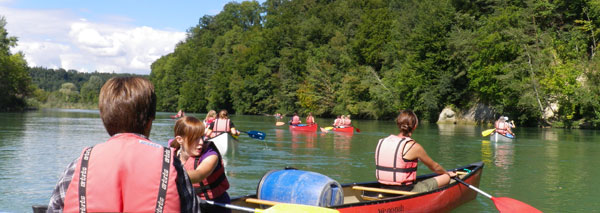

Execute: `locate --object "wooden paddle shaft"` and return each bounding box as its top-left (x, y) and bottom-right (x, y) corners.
top-left (352, 186), bottom-right (417, 195)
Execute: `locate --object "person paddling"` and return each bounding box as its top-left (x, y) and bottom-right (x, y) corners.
top-left (494, 116), bottom-right (515, 137)
top-left (47, 77), bottom-right (198, 212)
top-left (289, 112), bottom-right (301, 126)
top-left (306, 112), bottom-right (315, 125)
top-left (374, 110), bottom-right (456, 195)
top-left (333, 115), bottom-right (342, 128)
top-left (171, 116), bottom-right (231, 213)
top-left (205, 109), bottom-right (240, 138)
top-left (204, 110), bottom-right (217, 127)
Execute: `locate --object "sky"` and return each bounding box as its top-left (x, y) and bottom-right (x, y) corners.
top-left (1, 0), bottom-right (263, 75)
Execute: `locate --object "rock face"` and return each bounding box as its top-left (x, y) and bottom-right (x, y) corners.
top-left (437, 105), bottom-right (496, 125)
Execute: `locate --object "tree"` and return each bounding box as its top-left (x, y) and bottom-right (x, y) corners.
top-left (0, 16), bottom-right (31, 111)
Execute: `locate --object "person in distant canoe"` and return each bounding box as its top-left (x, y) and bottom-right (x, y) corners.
top-left (205, 109), bottom-right (240, 138)
top-left (375, 110), bottom-right (456, 195)
top-left (494, 116), bottom-right (514, 137)
top-left (333, 115), bottom-right (342, 128)
top-left (171, 116), bottom-right (231, 213)
top-left (290, 112), bottom-right (301, 126)
top-left (344, 114), bottom-right (352, 127)
top-left (306, 112), bottom-right (315, 125)
top-left (204, 110), bottom-right (217, 127)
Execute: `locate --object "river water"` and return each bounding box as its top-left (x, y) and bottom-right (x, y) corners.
top-left (0, 109), bottom-right (598, 212)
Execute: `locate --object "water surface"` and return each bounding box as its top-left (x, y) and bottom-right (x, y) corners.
top-left (0, 109), bottom-right (598, 212)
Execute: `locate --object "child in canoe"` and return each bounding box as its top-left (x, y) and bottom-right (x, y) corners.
top-left (171, 116), bottom-right (231, 213)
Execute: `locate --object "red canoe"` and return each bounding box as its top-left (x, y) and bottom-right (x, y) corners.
top-left (333, 126), bottom-right (354, 133)
top-left (231, 162), bottom-right (483, 212)
top-left (289, 124), bottom-right (318, 132)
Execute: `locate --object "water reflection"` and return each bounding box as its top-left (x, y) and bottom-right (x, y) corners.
top-left (290, 130), bottom-right (317, 149)
top-left (333, 132), bottom-right (352, 154)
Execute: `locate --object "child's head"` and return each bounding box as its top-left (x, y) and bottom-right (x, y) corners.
top-left (396, 110), bottom-right (418, 136)
top-left (171, 116), bottom-right (206, 157)
top-left (206, 110), bottom-right (217, 120)
top-left (99, 77), bottom-right (156, 137)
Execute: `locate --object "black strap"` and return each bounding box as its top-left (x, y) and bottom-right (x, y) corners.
top-left (392, 138), bottom-right (408, 182)
top-left (375, 165), bottom-right (418, 173)
top-left (78, 147), bottom-right (93, 213)
top-left (155, 147), bottom-right (171, 213)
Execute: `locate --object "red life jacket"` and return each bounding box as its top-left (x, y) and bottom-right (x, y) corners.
top-left (343, 118), bottom-right (351, 126)
top-left (306, 116), bottom-right (314, 124)
top-left (64, 133), bottom-right (181, 213)
top-left (375, 135), bottom-right (418, 185)
top-left (182, 142), bottom-right (229, 200)
top-left (291, 116), bottom-right (301, 125)
top-left (211, 119), bottom-right (231, 137)
top-left (495, 120), bottom-right (507, 135)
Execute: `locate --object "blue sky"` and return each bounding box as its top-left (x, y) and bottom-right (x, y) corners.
top-left (1, 0), bottom-right (264, 74)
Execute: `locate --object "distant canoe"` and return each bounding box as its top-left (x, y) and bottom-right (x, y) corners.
top-left (490, 132), bottom-right (514, 142)
top-left (289, 124), bottom-right (318, 132)
top-left (230, 162), bottom-right (484, 212)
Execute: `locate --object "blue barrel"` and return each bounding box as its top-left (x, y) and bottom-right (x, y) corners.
top-left (257, 169), bottom-right (344, 207)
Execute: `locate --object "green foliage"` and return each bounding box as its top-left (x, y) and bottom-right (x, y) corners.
top-left (0, 17), bottom-right (31, 111)
top-left (140, 0), bottom-right (600, 128)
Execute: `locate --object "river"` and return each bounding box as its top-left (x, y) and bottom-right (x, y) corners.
top-left (0, 109), bottom-right (598, 212)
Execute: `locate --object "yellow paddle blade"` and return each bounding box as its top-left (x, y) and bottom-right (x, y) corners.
top-left (259, 204), bottom-right (339, 213)
top-left (324, 126), bottom-right (334, 130)
top-left (275, 122), bottom-right (285, 126)
top-left (481, 129), bottom-right (495, 137)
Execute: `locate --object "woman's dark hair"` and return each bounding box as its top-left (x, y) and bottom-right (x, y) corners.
top-left (396, 110), bottom-right (418, 135)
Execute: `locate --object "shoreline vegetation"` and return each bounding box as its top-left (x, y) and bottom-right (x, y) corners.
top-left (4, 1), bottom-right (600, 129)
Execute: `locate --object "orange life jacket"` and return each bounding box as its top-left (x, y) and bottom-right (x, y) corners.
top-left (375, 135), bottom-right (418, 185)
top-left (291, 116), bottom-right (301, 125)
top-left (306, 116), bottom-right (315, 124)
top-left (495, 120), bottom-right (508, 135)
top-left (211, 119), bottom-right (231, 137)
top-left (64, 133), bottom-right (181, 213)
top-left (182, 142), bottom-right (230, 200)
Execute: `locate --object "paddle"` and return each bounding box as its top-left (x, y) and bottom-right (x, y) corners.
top-left (481, 128), bottom-right (495, 137)
top-left (353, 126), bottom-right (361, 132)
top-left (201, 199), bottom-right (339, 213)
top-left (240, 130), bottom-right (266, 140)
top-left (453, 177), bottom-right (541, 213)
top-left (275, 122), bottom-right (285, 126)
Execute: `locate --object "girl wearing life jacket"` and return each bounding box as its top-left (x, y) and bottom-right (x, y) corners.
top-left (204, 110), bottom-right (217, 126)
top-left (306, 112), bottom-right (315, 125)
top-left (375, 110), bottom-right (456, 194)
top-left (172, 116), bottom-right (231, 213)
top-left (344, 114), bottom-right (352, 126)
top-left (205, 109), bottom-right (240, 138)
top-left (290, 112), bottom-right (301, 125)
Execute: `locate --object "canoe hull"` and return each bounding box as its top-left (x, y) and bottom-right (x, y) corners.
top-left (207, 133), bottom-right (238, 156)
top-left (333, 126), bottom-right (354, 133)
top-left (230, 162), bottom-right (483, 213)
top-left (289, 124), bottom-right (318, 132)
top-left (490, 132), bottom-right (514, 142)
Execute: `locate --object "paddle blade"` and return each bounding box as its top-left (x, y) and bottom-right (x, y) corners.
top-left (355, 127), bottom-right (361, 132)
top-left (261, 203), bottom-right (339, 213)
top-left (324, 126), bottom-right (334, 130)
top-left (246, 130), bottom-right (266, 140)
top-left (492, 197), bottom-right (542, 213)
top-left (275, 122), bottom-right (285, 126)
top-left (482, 129), bottom-right (495, 137)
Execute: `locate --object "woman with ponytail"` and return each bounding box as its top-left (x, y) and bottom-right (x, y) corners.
top-left (374, 110), bottom-right (456, 193)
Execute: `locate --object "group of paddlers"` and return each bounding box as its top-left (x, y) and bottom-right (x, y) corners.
top-left (333, 115), bottom-right (352, 128)
top-left (288, 112), bottom-right (316, 125)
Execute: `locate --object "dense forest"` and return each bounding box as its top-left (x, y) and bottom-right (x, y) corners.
top-left (149, 0), bottom-right (600, 128)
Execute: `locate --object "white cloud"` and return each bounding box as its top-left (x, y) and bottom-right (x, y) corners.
top-left (3, 6), bottom-right (186, 75)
